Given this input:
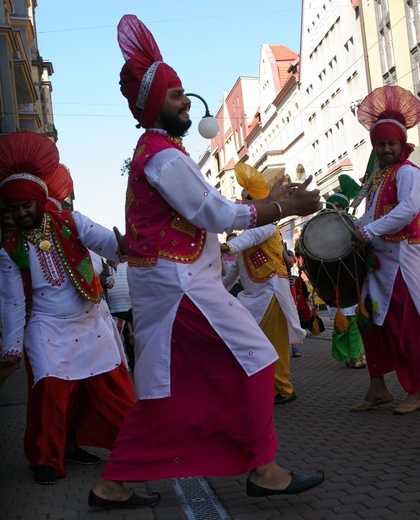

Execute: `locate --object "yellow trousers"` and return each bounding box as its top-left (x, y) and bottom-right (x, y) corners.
top-left (260, 296), bottom-right (294, 397)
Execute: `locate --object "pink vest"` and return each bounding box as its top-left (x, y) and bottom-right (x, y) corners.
top-left (126, 131), bottom-right (207, 266)
top-left (375, 160), bottom-right (420, 244)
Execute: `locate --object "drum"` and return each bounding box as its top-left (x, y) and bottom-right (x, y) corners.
top-left (299, 210), bottom-right (366, 308)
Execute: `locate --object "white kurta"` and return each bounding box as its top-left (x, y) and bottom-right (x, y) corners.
top-left (0, 212), bottom-right (124, 385)
top-left (357, 162), bottom-right (420, 325)
top-left (221, 224), bottom-right (306, 345)
top-left (128, 148), bottom-right (278, 400)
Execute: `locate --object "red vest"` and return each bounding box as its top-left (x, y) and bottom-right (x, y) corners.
top-left (126, 131), bottom-right (206, 266)
top-left (375, 160), bottom-right (420, 244)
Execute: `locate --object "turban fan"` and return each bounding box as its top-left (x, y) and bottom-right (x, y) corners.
top-left (357, 86), bottom-right (420, 161)
top-left (117, 15), bottom-right (182, 127)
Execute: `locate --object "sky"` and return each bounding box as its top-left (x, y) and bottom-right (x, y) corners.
top-left (35, 1), bottom-right (302, 232)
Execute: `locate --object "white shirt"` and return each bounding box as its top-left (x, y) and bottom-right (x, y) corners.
top-left (107, 262), bottom-right (132, 314)
top-left (358, 162), bottom-right (420, 325)
top-left (128, 147), bottom-right (278, 399)
top-left (222, 224), bottom-right (306, 345)
top-left (0, 212), bottom-right (124, 385)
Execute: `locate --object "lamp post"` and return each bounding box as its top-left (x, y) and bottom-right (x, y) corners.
top-left (185, 93), bottom-right (220, 139)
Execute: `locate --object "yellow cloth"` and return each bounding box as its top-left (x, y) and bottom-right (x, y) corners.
top-left (234, 163), bottom-right (269, 199)
top-left (242, 227), bottom-right (287, 282)
top-left (260, 296), bottom-right (293, 396)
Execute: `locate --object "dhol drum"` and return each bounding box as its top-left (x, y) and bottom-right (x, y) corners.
top-left (299, 210), bottom-right (366, 308)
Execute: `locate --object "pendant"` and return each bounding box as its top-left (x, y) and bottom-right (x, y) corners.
top-left (39, 240), bottom-right (52, 252)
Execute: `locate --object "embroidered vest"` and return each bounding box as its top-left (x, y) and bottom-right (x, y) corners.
top-left (125, 131), bottom-right (206, 266)
top-left (375, 161), bottom-right (420, 244)
top-left (4, 211), bottom-right (101, 320)
top-left (242, 227), bottom-right (287, 283)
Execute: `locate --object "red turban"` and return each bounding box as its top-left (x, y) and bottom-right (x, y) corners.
top-left (370, 121), bottom-right (414, 162)
top-left (0, 174), bottom-right (48, 207)
top-left (0, 132), bottom-right (59, 210)
top-left (117, 15), bottom-right (182, 127)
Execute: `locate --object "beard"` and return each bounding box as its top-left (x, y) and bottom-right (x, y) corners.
top-left (159, 108), bottom-right (192, 137)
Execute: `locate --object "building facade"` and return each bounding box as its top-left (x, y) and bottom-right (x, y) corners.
top-left (0, 0), bottom-right (62, 244)
top-left (199, 0), bottom-right (420, 247)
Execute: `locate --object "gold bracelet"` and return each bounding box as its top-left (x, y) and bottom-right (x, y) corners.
top-left (224, 242), bottom-right (235, 256)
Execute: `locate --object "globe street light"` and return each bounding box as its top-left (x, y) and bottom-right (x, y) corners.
top-left (185, 93), bottom-right (220, 139)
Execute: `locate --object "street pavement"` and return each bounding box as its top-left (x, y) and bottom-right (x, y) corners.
top-left (1, 310), bottom-right (419, 520)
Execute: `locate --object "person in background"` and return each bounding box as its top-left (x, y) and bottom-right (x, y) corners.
top-left (350, 86), bottom-right (420, 414)
top-left (88, 15), bottom-right (324, 509)
top-left (221, 163), bottom-right (305, 406)
top-left (281, 237), bottom-right (302, 357)
top-left (107, 261), bottom-right (135, 372)
top-left (221, 232), bottom-right (244, 297)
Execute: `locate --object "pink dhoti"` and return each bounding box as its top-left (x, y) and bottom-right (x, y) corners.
top-left (102, 296), bottom-right (277, 482)
top-left (359, 270), bottom-right (420, 394)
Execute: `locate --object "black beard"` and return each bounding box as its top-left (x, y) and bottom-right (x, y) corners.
top-left (159, 109), bottom-right (192, 138)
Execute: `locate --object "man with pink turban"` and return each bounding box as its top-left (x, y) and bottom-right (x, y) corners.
top-left (350, 86), bottom-right (420, 415)
top-left (88, 14), bottom-right (324, 509)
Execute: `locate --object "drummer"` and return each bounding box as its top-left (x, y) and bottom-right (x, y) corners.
top-left (350, 86), bottom-right (420, 415)
top-left (325, 177), bottom-right (366, 370)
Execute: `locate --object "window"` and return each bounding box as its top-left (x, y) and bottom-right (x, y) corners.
top-left (405, 0), bottom-right (420, 96)
top-left (375, 0), bottom-right (396, 82)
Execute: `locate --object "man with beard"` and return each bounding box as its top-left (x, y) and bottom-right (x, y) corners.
top-left (350, 86), bottom-right (420, 415)
top-left (88, 15), bottom-right (324, 509)
top-left (0, 132), bottom-right (137, 487)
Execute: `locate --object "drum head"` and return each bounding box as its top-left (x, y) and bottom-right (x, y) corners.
top-left (301, 211), bottom-right (356, 261)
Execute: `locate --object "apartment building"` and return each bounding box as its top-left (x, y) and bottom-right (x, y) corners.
top-left (199, 0), bottom-right (420, 245)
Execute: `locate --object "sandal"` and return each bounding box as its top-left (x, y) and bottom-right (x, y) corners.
top-left (347, 359), bottom-right (366, 369)
top-left (292, 347), bottom-right (302, 357)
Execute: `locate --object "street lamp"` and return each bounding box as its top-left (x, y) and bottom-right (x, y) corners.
top-left (185, 93), bottom-right (220, 139)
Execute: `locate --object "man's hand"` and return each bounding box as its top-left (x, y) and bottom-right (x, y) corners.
top-left (0, 356), bottom-right (20, 388)
top-left (268, 176), bottom-right (289, 201)
top-left (351, 230), bottom-right (368, 251)
top-left (280, 176), bottom-right (322, 217)
top-left (105, 278), bottom-right (115, 289)
top-left (113, 227), bottom-right (127, 258)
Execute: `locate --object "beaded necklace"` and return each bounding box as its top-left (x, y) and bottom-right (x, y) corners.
top-left (22, 213), bottom-right (52, 252)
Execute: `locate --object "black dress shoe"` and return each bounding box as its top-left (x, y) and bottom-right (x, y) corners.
top-left (88, 489), bottom-right (161, 509)
top-left (34, 465), bottom-right (57, 485)
top-left (246, 470), bottom-right (324, 497)
top-left (274, 390), bottom-right (297, 405)
top-left (65, 447), bottom-right (101, 465)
